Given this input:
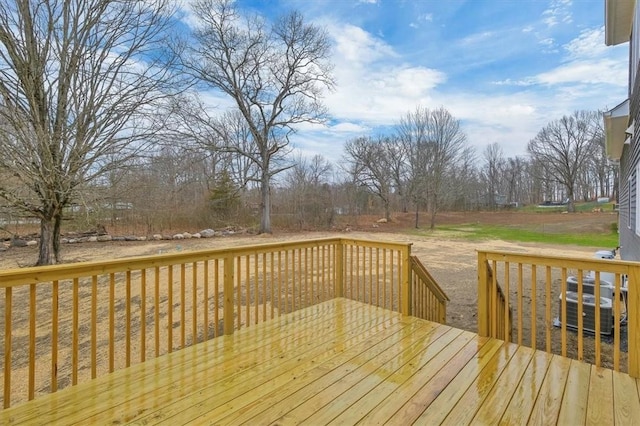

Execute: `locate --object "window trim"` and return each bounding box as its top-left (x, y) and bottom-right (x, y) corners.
top-left (629, 177), bottom-right (633, 230)
top-left (635, 163), bottom-right (640, 235)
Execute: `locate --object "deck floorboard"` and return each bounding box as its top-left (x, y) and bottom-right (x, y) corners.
top-left (1, 298), bottom-right (638, 425)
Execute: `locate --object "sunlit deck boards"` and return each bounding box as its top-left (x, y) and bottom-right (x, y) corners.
top-left (2, 298), bottom-right (640, 425)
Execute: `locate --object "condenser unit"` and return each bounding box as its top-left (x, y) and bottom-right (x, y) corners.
top-left (566, 276), bottom-right (615, 300)
top-left (558, 291), bottom-right (613, 335)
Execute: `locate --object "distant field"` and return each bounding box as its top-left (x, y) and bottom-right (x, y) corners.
top-left (385, 208), bottom-right (619, 249)
top-left (420, 223), bottom-right (619, 247)
top-left (520, 200), bottom-right (616, 213)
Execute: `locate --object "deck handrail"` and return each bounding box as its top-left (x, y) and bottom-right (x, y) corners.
top-left (0, 237), bottom-right (445, 409)
top-left (477, 250), bottom-right (640, 378)
top-left (478, 258), bottom-right (513, 341)
top-left (409, 256), bottom-right (448, 324)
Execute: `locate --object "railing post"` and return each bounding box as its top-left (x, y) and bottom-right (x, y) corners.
top-left (628, 264), bottom-right (640, 378)
top-left (477, 251), bottom-right (490, 337)
top-left (401, 244), bottom-right (412, 316)
top-left (335, 241), bottom-right (344, 298)
top-left (223, 253), bottom-right (235, 335)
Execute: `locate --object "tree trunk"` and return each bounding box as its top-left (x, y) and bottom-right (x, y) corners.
top-left (53, 213), bottom-right (62, 263)
top-left (401, 192), bottom-right (408, 213)
top-left (566, 186), bottom-right (575, 213)
top-left (259, 171), bottom-right (271, 234)
top-left (37, 213), bottom-right (61, 266)
top-left (384, 198), bottom-right (391, 222)
top-left (429, 195), bottom-right (438, 230)
top-left (414, 203), bottom-right (420, 228)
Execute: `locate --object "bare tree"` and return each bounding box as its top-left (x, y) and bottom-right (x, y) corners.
top-left (453, 146), bottom-right (480, 210)
top-left (482, 143), bottom-right (505, 209)
top-left (398, 106), bottom-right (468, 229)
top-left (343, 136), bottom-right (396, 221)
top-left (528, 111), bottom-right (600, 212)
top-left (282, 154), bottom-right (334, 229)
top-left (183, 0), bottom-right (334, 233)
top-left (503, 156), bottom-right (527, 206)
top-left (163, 95), bottom-right (258, 194)
top-left (397, 106), bottom-right (430, 227)
top-left (384, 138), bottom-right (409, 213)
top-left (0, 0), bottom-right (177, 265)
top-left (588, 119), bottom-right (614, 198)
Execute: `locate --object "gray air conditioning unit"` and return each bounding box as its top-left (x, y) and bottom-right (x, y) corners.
top-left (566, 276), bottom-right (615, 300)
top-left (558, 291), bottom-right (613, 335)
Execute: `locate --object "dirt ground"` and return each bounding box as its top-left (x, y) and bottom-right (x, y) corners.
top-left (1, 211), bottom-right (617, 333)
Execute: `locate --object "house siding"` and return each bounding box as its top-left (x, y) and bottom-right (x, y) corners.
top-left (620, 23), bottom-right (640, 261)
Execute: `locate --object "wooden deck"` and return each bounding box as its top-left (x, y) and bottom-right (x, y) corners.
top-left (1, 298), bottom-right (639, 425)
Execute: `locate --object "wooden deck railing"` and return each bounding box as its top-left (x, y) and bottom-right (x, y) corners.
top-left (0, 237), bottom-right (445, 409)
top-left (409, 256), bottom-right (449, 324)
top-left (478, 250), bottom-right (640, 378)
top-left (477, 258), bottom-right (512, 341)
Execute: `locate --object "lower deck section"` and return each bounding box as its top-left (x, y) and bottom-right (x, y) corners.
top-left (2, 298), bottom-right (639, 424)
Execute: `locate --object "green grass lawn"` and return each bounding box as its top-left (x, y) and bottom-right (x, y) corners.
top-left (519, 201), bottom-right (615, 213)
top-left (411, 223), bottom-right (619, 248)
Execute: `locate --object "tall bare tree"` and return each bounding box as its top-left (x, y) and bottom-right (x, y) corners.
top-left (503, 156), bottom-right (527, 206)
top-left (528, 110), bottom-right (600, 212)
top-left (283, 154), bottom-right (334, 229)
top-left (398, 106), bottom-right (468, 229)
top-left (162, 95), bottom-right (258, 194)
top-left (0, 0), bottom-right (177, 264)
top-left (397, 106), bottom-right (430, 227)
top-left (482, 142), bottom-right (505, 209)
top-left (343, 136), bottom-right (396, 221)
top-left (183, 0), bottom-right (334, 233)
top-left (588, 118), bottom-right (615, 199)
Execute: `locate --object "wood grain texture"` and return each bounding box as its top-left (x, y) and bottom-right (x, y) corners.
top-left (0, 298), bottom-right (638, 426)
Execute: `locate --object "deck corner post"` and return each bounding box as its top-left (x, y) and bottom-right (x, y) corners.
top-left (628, 265), bottom-right (640, 378)
top-left (335, 241), bottom-right (344, 298)
top-left (223, 253), bottom-right (235, 336)
top-left (477, 251), bottom-right (490, 337)
top-left (401, 244), bottom-right (412, 316)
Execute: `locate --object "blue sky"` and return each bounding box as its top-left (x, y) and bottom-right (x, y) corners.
top-left (185, 0), bottom-right (629, 163)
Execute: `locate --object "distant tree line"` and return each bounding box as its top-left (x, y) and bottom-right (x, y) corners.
top-left (13, 104), bottom-right (610, 236)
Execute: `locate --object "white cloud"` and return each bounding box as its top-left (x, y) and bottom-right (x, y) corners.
top-left (324, 23), bottom-right (445, 125)
top-left (536, 59), bottom-right (626, 86)
top-left (331, 122), bottom-right (370, 133)
top-left (493, 25), bottom-right (627, 89)
top-left (332, 24), bottom-right (397, 64)
top-left (542, 0), bottom-right (573, 28)
top-left (539, 37), bottom-right (555, 48)
top-left (325, 63), bottom-right (445, 124)
top-left (410, 13), bottom-right (434, 28)
top-left (292, 121), bottom-right (370, 135)
top-left (460, 31), bottom-right (497, 46)
top-left (564, 27), bottom-right (608, 60)
top-left (493, 78), bottom-right (536, 87)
